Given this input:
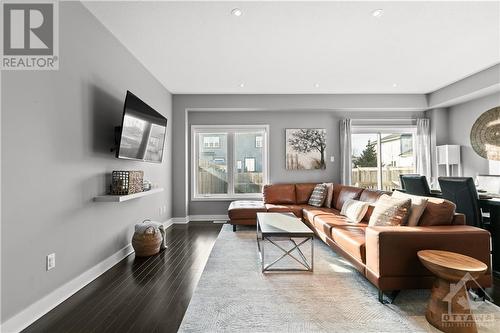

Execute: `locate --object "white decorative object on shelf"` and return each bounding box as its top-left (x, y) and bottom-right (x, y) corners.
top-left (94, 188), bottom-right (164, 202)
top-left (436, 145), bottom-right (461, 177)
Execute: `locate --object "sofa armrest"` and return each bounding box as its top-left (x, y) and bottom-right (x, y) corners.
top-left (365, 225), bottom-right (491, 279)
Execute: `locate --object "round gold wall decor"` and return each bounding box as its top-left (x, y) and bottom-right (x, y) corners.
top-left (470, 107), bottom-right (500, 160)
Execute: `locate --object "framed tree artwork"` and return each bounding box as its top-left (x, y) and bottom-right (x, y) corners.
top-left (286, 128), bottom-right (326, 170)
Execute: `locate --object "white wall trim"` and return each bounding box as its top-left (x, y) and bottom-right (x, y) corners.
top-left (0, 219), bottom-right (173, 333)
top-left (171, 215), bottom-right (229, 223)
top-left (188, 215), bottom-right (229, 222)
top-left (171, 217), bottom-right (189, 224)
top-left (163, 218), bottom-right (174, 229)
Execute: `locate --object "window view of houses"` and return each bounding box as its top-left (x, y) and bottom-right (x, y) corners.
top-left (351, 133), bottom-right (416, 190)
top-left (196, 131), bottom-right (264, 196)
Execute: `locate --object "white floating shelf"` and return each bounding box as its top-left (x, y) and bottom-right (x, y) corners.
top-left (94, 188), bottom-right (164, 202)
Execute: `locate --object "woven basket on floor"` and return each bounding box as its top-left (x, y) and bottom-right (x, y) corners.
top-left (132, 225), bottom-right (162, 257)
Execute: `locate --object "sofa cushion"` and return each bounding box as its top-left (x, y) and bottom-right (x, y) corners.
top-left (323, 183), bottom-right (334, 208)
top-left (308, 183), bottom-right (328, 207)
top-left (360, 189), bottom-right (388, 203)
top-left (315, 214), bottom-right (368, 230)
top-left (302, 206), bottom-right (337, 224)
top-left (295, 183), bottom-right (317, 204)
top-left (265, 204), bottom-right (304, 218)
top-left (263, 184), bottom-right (296, 204)
top-left (418, 197), bottom-right (456, 226)
top-left (228, 201), bottom-right (267, 220)
top-left (362, 204), bottom-right (377, 223)
top-left (333, 185), bottom-right (364, 210)
top-left (331, 226), bottom-right (367, 263)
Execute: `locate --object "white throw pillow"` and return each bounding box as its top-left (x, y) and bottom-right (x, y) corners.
top-left (323, 183), bottom-right (334, 208)
top-left (391, 190), bottom-right (429, 226)
top-left (340, 199), bottom-right (370, 223)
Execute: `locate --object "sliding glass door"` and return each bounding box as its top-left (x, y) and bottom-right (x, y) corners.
top-left (351, 130), bottom-right (416, 191)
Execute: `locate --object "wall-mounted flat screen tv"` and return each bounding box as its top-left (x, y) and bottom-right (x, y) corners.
top-left (117, 91), bottom-right (167, 163)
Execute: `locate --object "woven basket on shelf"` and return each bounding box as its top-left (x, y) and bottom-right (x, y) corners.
top-left (111, 170), bottom-right (144, 195)
top-left (132, 225), bottom-right (162, 257)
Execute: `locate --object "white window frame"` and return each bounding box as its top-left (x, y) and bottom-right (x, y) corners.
top-left (351, 124), bottom-right (417, 190)
top-left (191, 125), bottom-right (269, 201)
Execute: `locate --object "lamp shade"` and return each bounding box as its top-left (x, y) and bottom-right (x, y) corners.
top-left (437, 145), bottom-right (460, 165)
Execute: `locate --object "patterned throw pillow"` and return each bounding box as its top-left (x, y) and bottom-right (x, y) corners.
top-left (308, 183), bottom-right (328, 207)
top-left (391, 190), bottom-right (429, 226)
top-left (368, 194), bottom-right (411, 226)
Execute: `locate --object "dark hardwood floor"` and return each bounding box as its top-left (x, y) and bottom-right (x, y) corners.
top-left (23, 222), bottom-right (500, 333)
top-left (23, 222), bottom-right (223, 333)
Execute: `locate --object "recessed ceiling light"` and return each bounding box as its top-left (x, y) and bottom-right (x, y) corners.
top-left (392, 83), bottom-right (398, 87)
top-left (372, 9), bottom-right (384, 17)
top-left (314, 83), bottom-right (320, 88)
top-left (239, 83), bottom-right (245, 88)
top-left (231, 8), bottom-right (242, 17)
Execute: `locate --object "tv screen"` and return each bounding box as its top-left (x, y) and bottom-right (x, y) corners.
top-left (117, 91), bottom-right (167, 163)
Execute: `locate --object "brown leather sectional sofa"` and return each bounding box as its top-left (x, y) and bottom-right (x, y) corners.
top-left (228, 183), bottom-right (492, 300)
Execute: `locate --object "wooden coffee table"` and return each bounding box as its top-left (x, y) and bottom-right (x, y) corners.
top-left (417, 250), bottom-right (488, 333)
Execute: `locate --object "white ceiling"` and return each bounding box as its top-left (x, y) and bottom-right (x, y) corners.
top-left (83, 1), bottom-right (500, 94)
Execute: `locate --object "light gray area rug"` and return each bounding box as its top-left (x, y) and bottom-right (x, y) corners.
top-left (179, 224), bottom-right (500, 333)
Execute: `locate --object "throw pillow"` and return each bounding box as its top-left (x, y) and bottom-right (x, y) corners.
top-left (340, 199), bottom-right (370, 223)
top-left (308, 183), bottom-right (328, 207)
top-left (323, 182), bottom-right (334, 208)
top-left (368, 194), bottom-right (411, 227)
top-left (391, 190), bottom-right (429, 226)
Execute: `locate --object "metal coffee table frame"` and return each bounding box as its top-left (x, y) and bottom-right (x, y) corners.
top-left (256, 213), bottom-right (314, 272)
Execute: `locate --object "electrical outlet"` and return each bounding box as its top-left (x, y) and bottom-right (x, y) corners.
top-left (47, 253), bottom-right (56, 271)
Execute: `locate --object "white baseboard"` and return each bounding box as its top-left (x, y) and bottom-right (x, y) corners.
top-left (163, 218), bottom-right (174, 229)
top-left (0, 219), bottom-right (173, 333)
top-left (188, 215), bottom-right (229, 222)
top-left (170, 215), bottom-right (229, 223)
top-left (171, 217), bottom-right (189, 224)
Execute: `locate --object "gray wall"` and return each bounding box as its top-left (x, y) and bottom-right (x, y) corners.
top-left (1, 2), bottom-right (172, 322)
top-left (172, 94), bottom-right (425, 217)
top-left (446, 92), bottom-right (500, 176)
top-left (425, 108), bottom-right (449, 178)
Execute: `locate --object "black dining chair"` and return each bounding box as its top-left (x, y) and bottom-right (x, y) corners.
top-left (400, 175), bottom-right (432, 196)
top-left (399, 173), bottom-right (420, 190)
top-left (438, 177), bottom-right (482, 228)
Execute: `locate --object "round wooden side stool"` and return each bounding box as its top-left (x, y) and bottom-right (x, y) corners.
top-left (417, 250), bottom-right (488, 333)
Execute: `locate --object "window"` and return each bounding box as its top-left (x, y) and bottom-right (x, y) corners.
top-left (192, 126), bottom-right (269, 200)
top-left (203, 136), bottom-right (220, 148)
top-left (351, 126), bottom-right (416, 191)
top-left (245, 158), bottom-right (256, 172)
top-left (255, 136), bottom-right (263, 148)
